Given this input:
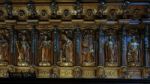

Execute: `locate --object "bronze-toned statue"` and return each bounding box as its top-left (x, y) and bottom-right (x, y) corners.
top-left (104, 36), bottom-right (118, 66)
top-left (17, 33), bottom-right (30, 66)
top-left (127, 36), bottom-right (140, 66)
top-left (82, 31), bottom-right (95, 66)
top-left (58, 33), bottom-right (73, 66)
top-left (39, 34), bottom-right (51, 66)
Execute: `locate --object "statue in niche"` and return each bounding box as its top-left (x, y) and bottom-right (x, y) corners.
top-left (50, 0), bottom-right (58, 18)
top-left (108, 9), bottom-right (117, 20)
top-left (82, 30), bottom-right (95, 66)
top-left (16, 33), bottom-right (30, 66)
top-left (58, 33), bottom-right (73, 66)
top-left (27, 0), bottom-right (37, 19)
top-left (74, 0), bottom-right (83, 18)
top-left (104, 35), bottom-right (118, 66)
top-left (0, 30), bottom-right (9, 65)
top-left (39, 33), bottom-right (51, 66)
top-left (127, 36), bottom-right (140, 66)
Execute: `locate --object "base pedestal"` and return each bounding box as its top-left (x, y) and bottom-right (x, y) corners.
top-left (37, 67), bottom-right (51, 78)
top-left (59, 67), bottom-right (73, 78)
top-left (104, 67), bottom-right (120, 79)
top-left (82, 67), bottom-right (96, 78)
top-left (0, 66), bottom-right (8, 78)
top-left (126, 67), bottom-right (142, 79)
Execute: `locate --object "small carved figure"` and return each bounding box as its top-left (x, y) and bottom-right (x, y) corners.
top-left (27, 0), bottom-right (37, 18)
top-left (50, 0), bottom-right (58, 17)
top-left (73, 67), bottom-right (82, 78)
top-left (108, 9), bottom-right (117, 20)
top-left (74, 0), bottom-right (83, 18)
top-left (5, 2), bottom-right (13, 19)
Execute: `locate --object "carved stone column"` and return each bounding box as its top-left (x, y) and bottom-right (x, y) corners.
top-left (121, 25), bottom-right (127, 66)
top-left (10, 27), bottom-right (17, 65)
top-left (53, 27), bottom-right (60, 65)
top-left (31, 26), bottom-right (38, 65)
top-left (144, 24), bottom-right (150, 67)
top-left (74, 28), bottom-right (81, 66)
top-left (98, 26), bottom-right (105, 66)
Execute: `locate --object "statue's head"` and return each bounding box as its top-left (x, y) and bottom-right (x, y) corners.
top-left (22, 35), bottom-right (26, 41)
top-left (43, 34), bottom-right (48, 40)
top-left (131, 36), bottom-right (136, 42)
top-left (62, 34), bottom-right (67, 41)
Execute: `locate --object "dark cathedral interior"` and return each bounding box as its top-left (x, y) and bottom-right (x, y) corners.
top-left (0, 0), bottom-right (149, 83)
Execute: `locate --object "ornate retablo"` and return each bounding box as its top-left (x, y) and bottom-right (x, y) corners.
top-left (0, 0), bottom-right (149, 79)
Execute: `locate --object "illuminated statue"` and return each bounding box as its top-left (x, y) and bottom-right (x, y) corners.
top-left (17, 34), bottom-right (30, 66)
top-left (59, 34), bottom-right (73, 66)
top-left (82, 33), bottom-right (95, 66)
top-left (39, 34), bottom-right (51, 66)
top-left (105, 36), bottom-right (117, 64)
top-left (127, 36), bottom-right (140, 66)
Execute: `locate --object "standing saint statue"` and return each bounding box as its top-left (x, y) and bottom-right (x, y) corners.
top-left (104, 36), bottom-right (118, 66)
top-left (39, 34), bottom-right (51, 66)
top-left (17, 34), bottom-right (30, 66)
top-left (59, 34), bottom-right (73, 66)
top-left (127, 36), bottom-right (140, 66)
top-left (82, 33), bottom-right (95, 66)
top-left (0, 34), bottom-right (9, 65)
